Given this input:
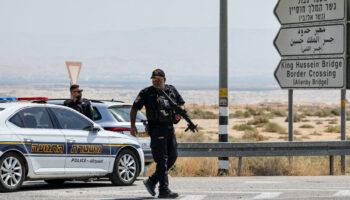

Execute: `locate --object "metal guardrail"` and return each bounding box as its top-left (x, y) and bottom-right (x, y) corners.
top-left (177, 141), bottom-right (350, 175)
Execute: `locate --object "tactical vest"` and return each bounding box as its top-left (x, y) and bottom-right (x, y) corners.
top-left (146, 87), bottom-right (176, 125)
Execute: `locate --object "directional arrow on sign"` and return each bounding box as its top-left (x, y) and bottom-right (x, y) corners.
top-left (274, 58), bottom-right (345, 89)
top-left (274, 0), bottom-right (345, 25)
top-left (274, 24), bottom-right (345, 57)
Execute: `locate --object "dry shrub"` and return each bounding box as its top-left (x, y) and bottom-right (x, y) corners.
top-left (169, 158), bottom-right (218, 176)
top-left (294, 130), bottom-right (302, 135)
top-left (325, 125), bottom-right (341, 133)
top-left (264, 122), bottom-right (286, 134)
top-left (246, 157), bottom-right (290, 176)
top-left (270, 109), bottom-right (287, 117)
top-left (242, 129), bottom-right (268, 142)
top-left (289, 157), bottom-right (341, 175)
top-left (328, 119), bottom-right (338, 125)
top-left (310, 131), bottom-right (322, 136)
top-left (285, 113), bottom-right (306, 123)
top-left (299, 124), bottom-right (314, 129)
top-left (233, 124), bottom-right (254, 131)
top-left (248, 116), bottom-right (269, 125)
top-left (176, 131), bottom-right (210, 142)
top-left (145, 156), bottom-right (344, 177)
top-left (230, 110), bottom-right (251, 119)
top-left (301, 135), bottom-right (311, 140)
top-left (188, 109), bottom-right (218, 119)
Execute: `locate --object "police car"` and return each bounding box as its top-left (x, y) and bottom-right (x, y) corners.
top-left (45, 99), bottom-right (153, 165)
top-left (0, 97), bottom-right (144, 192)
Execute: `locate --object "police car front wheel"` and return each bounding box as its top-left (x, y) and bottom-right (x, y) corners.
top-left (0, 152), bottom-right (26, 192)
top-left (110, 149), bottom-right (139, 186)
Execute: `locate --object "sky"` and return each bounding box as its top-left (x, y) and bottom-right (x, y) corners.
top-left (0, 0), bottom-right (280, 89)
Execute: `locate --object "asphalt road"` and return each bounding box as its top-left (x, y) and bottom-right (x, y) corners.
top-left (2, 176), bottom-right (350, 200)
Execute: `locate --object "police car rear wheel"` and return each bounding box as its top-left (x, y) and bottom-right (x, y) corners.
top-left (0, 153), bottom-right (25, 192)
top-left (110, 149), bottom-right (139, 186)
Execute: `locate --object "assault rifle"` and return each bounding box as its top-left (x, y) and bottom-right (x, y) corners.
top-left (159, 89), bottom-right (198, 133)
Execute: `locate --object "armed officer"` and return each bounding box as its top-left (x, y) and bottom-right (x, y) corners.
top-left (64, 84), bottom-right (94, 120)
top-left (130, 69), bottom-right (184, 199)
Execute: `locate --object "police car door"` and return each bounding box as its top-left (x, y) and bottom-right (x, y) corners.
top-left (48, 107), bottom-right (110, 175)
top-left (6, 106), bottom-right (66, 175)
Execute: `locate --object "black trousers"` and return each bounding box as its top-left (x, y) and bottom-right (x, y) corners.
top-left (148, 126), bottom-right (178, 192)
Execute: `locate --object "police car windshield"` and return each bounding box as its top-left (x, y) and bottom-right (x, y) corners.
top-left (109, 106), bottom-right (146, 122)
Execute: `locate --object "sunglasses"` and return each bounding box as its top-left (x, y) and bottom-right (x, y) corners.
top-left (73, 89), bottom-right (83, 93)
top-left (152, 77), bottom-right (164, 82)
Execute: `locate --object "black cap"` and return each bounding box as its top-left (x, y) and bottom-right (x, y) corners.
top-left (151, 69), bottom-right (165, 78)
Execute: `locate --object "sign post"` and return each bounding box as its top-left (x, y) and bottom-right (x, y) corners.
top-left (218, 0), bottom-right (229, 176)
top-left (274, 0), bottom-right (348, 173)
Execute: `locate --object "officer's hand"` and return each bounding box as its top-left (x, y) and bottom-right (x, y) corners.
top-left (175, 114), bottom-right (182, 121)
top-left (130, 126), bottom-right (138, 137)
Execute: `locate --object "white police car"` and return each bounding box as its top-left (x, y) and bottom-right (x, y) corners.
top-left (0, 97), bottom-right (144, 192)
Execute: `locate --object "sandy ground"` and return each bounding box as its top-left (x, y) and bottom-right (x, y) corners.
top-left (174, 104), bottom-right (347, 142)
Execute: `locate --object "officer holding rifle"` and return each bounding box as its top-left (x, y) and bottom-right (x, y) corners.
top-left (130, 69), bottom-right (197, 199)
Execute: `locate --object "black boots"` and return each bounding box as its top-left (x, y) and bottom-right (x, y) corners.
top-left (158, 189), bottom-right (179, 199)
top-left (144, 179), bottom-right (178, 199)
top-left (143, 179), bottom-right (156, 196)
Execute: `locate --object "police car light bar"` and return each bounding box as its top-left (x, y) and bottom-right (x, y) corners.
top-left (0, 98), bottom-right (17, 101)
top-left (17, 97), bottom-right (49, 101)
top-left (0, 97), bottom-right (49, 102)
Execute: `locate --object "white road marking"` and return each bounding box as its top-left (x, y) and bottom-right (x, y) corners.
top-left (333, 190), bottom-right (350, 197)
top-left (245, 181), bottom-right (285, 184)
top-left (253, 192), bottom-right (282, 199)
top-left (180, 195), bottom-right (207, 200)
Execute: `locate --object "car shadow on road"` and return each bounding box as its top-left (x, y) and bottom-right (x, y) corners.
top-left (20, 181), bottom-right (125, 192)
top-left (103, 198), bottom-right (155, 200)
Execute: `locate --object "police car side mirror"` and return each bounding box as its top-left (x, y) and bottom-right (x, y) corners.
top-left (87, 124), bottom-right (101, 133)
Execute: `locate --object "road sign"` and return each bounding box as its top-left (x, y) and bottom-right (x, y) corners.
top-left (65, 61), bottom-right (82, 85)
top-left (274, 24), bottom-right (345, 56)
top-left (274, 0), bottom-right (346, 25)
top-left (274, 57), bottom-right (345, 89)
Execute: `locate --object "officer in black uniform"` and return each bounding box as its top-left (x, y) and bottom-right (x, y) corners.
top-left (130, 69), bottom-right (184, 199)
top-left (64, 84), bottom-right (94, 120)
